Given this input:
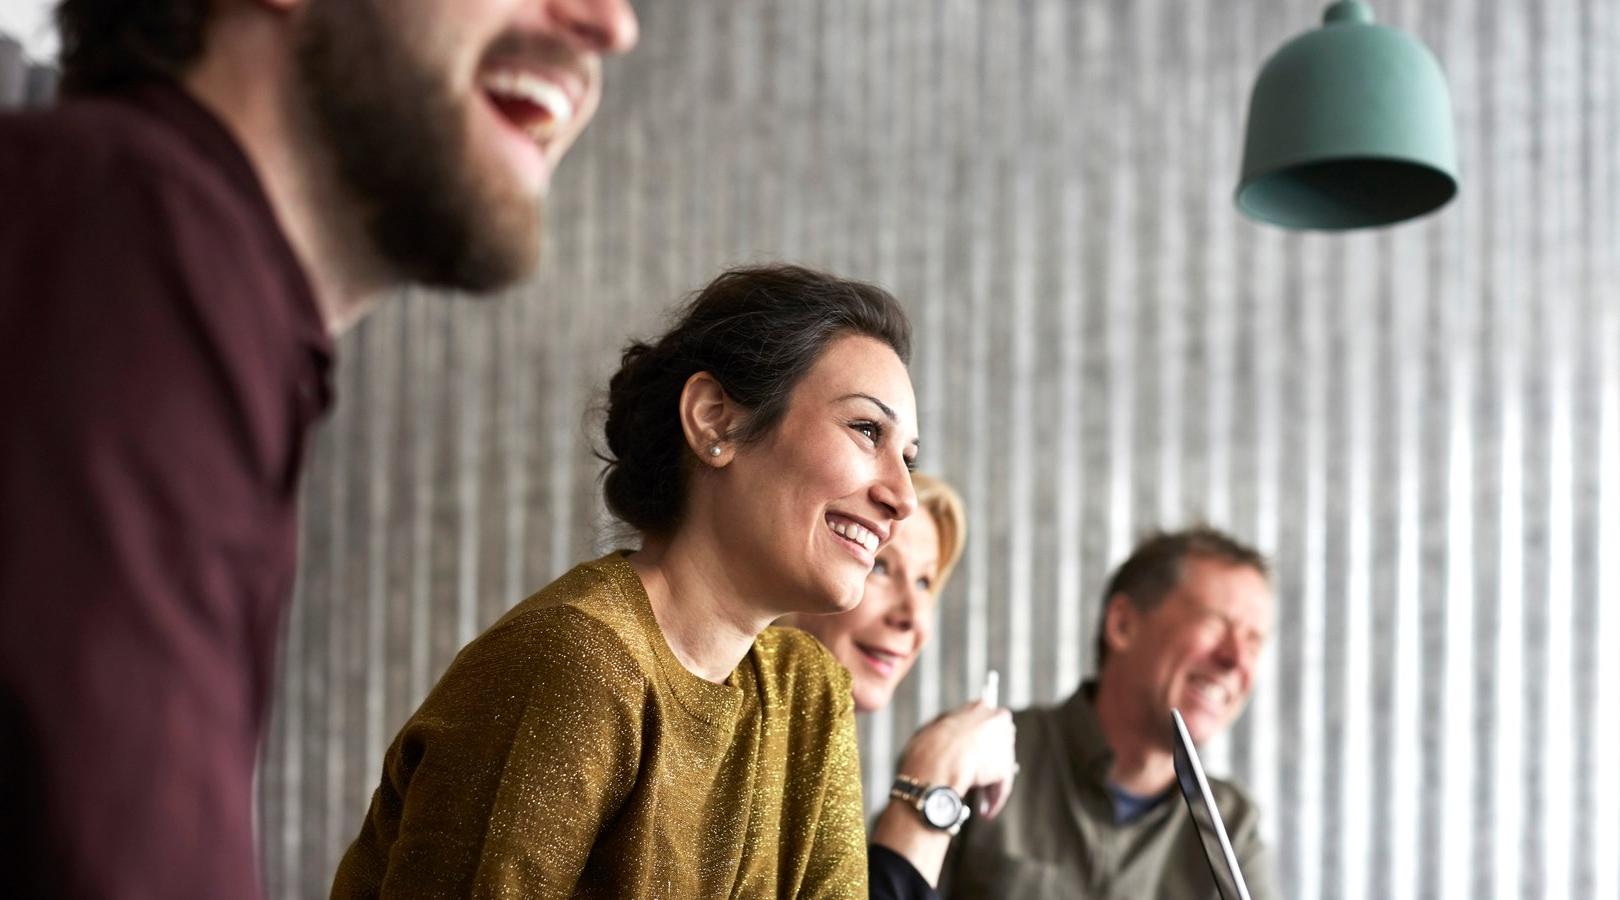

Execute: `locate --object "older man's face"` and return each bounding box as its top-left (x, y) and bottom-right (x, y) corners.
top-left (1107, 557), bottom-right (1273, 746)
top-left (295, 0), bottom-right (638, 290)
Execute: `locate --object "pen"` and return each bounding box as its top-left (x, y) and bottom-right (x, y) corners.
top-left (976, 669), bottom-right (1002, 816)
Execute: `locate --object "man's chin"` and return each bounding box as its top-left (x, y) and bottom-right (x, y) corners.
top-left (398, 187), bottom-right (542, 291)
top-left (1181, 709), bottom-right (1231, 746)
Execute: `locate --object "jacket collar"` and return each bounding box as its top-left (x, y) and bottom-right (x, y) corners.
top-left (1059, 680), bottom-right (1117, 790)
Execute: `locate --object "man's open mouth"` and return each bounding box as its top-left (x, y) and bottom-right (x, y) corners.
top-left (479, 69), bottom-right (575, 142)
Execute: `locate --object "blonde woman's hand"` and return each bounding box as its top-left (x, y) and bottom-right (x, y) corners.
top-left (874, 698), bottom-right (1018, 888)
top-left (895, 698), bottom-right (1017, 819)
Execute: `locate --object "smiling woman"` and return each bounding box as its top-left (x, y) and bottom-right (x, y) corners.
top-left (332, 264), bottom-right (918, 899)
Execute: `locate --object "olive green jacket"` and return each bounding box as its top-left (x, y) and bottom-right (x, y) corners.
top-left (941, 683), bottom-right (1278, 900)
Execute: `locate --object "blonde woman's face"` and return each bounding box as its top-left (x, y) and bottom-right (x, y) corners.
top-left (792, 510), bottom-right (941, 713)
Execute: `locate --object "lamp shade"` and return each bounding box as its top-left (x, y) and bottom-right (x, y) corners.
top-left (1236, 0), bottom-right (1458, 229)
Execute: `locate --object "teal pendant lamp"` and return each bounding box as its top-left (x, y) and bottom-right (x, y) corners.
top-left (1236, 0), bottom-right (1458, 229)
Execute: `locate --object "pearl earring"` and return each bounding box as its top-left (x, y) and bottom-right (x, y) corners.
top-left (708, 444), bottom-right (722, 458)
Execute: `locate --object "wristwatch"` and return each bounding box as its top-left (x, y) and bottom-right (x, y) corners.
top-left (890, 774), bottom-right (970, 835)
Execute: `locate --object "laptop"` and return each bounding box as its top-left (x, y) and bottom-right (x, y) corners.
top-left (1171, 708), bottom-right (1253, 900)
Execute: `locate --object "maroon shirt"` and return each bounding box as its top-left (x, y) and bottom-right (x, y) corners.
top-left (0, 82), bottom-right (332, 898)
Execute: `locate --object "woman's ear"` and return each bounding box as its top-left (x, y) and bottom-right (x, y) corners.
top-left (678, 372), bottom-right (739, 466)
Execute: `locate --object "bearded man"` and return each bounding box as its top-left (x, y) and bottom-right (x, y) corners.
top-left (0, 1), bottom-right (636, 896)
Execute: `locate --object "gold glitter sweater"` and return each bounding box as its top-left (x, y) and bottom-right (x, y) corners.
top-left (331, 552), bottom-right (868, 899)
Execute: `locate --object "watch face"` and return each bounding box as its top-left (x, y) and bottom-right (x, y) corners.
top-left (922, 786), bottom-right (964, 829)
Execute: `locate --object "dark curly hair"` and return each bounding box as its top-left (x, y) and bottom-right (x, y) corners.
top-left (55, 0), bottom-right (211, 95)
top-left (600, 264), bottom-right (912, 535)
top-left (1093, 526), bottom-right (1270, 671)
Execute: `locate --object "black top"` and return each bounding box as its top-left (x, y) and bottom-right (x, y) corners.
top-left (870, 843), bottom-right (940, 900)
top-left (0, 80), bottom-right (331, 899)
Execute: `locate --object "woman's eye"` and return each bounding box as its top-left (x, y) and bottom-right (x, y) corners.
top-left (851, 421), bottom-right (881, 443)
top-left (871, 559), bottom-right (889, 576)
top-left (915, 577), bottom-right (932, 592)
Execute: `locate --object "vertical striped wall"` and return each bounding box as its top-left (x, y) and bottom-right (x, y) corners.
top-left (0, 33), bottom-right (56, 107)
top-left (260, 1), bottom-right (1617, 897)
top-left (4, 0), bottom-right (1615, 896)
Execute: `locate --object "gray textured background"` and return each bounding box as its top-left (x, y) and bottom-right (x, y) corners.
top-left (6, 0), bottom-right (1619, 897)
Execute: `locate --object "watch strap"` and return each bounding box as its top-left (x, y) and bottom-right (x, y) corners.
top-left (889, 773), bottom-right (928, 805)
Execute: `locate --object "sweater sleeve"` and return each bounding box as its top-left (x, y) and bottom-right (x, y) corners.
top-left (331, 608), bottom-right (645, 899)
top-left (796, 682), bottom-right (870, 899)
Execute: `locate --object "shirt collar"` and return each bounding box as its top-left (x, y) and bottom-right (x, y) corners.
top-left (123, 79), bottom-right (334, 377)
top-left (1060, 680), bottom-right (1117, 789)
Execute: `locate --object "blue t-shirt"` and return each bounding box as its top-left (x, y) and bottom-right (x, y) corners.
top-left (1107, 782), bottom-right (1173, 824)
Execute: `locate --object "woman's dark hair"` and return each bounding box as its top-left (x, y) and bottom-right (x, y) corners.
top-left (55, 0), bottom-right (211, 96)
top-left (601, 264), bottom-right (912, 535)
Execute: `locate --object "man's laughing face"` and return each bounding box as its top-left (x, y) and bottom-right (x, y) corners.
top-left (294, 0), bottom-right (638, 291)
top-left (1105, 555), bottom-right (1272, 747)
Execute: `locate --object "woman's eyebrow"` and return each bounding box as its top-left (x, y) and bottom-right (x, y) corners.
top-left (837, 392), bottom-right (898, 423)
top-left (837, 393), bottom-right (922, 453)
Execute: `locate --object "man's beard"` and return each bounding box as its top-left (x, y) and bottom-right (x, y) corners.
top-left (293, 2), bottom-right (543, 292)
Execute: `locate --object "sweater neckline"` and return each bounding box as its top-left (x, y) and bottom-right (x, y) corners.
top-left (598, 551), bottom-right (751, 728)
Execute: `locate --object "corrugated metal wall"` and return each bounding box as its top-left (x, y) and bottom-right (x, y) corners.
top-left (0, 33), bottom-right (57, 108)
top-left (5, 0), bottom-right (1617, 896)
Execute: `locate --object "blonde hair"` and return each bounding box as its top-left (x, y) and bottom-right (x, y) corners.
top-left (911, 473), bottom-right (967, 595)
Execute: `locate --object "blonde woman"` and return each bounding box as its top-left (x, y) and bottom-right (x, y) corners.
top-left (786, 474), bottom-right (1017, 899)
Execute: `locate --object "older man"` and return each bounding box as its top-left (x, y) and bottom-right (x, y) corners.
top-left (944, 527), bottom-right (1279, 899)
top-left (0, 1), bottom-right (635, 896)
